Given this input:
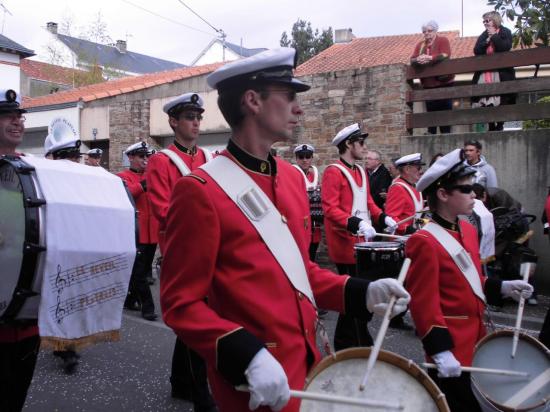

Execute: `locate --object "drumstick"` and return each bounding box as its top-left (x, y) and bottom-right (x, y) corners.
top-left (374, 232), bottom-right (408, 241)
top-left (359, 258), bottom-right (411, 391)
top-left (511, 262), bottom-right (531, 358)
top-left (383, 208), bottom-right (429, 233)
top-left (235, 385), bottom-right (403, 409)
top-left (421, 363), bottom-right (529, 378)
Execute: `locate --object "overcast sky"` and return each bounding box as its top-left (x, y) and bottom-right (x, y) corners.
top-left (3, 0), bottom-right (500, 66)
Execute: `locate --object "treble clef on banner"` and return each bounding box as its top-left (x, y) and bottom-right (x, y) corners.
top-left (55, 295), bottom-right (65, 323)
top-left (55, 264), bottom-right (66, 291)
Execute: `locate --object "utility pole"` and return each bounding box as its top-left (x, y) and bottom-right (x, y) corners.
top-left (461, 0), bottom-right (464, 37)
top-left (0, 2), bottom-right (13, 34)
top-left (219, 29), bottom-right (227, 61)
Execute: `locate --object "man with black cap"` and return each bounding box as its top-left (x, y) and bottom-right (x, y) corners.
top-left (292, 143), bottom-right (322, 261)
top-left (322, 122), bottom-right (398, 350)
top-left (385, 153), bottom-right (426, 235)
top-left (160, 48), bottom-right (410, 412)
top-left (117, 142), bottom-right (158, 321)
top-left (405, 149), bottom-right (533, 412)
top-left (85, 148), bottom-right (103, 167)
top-left (147, 92), bottom-right (215, 411)
top-left (0, 89), bottom-right (41, 412)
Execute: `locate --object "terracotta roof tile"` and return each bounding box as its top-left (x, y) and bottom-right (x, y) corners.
top-left (21, 59), bottom-right (89, 86)
top-left (23, 61), bottom-right (224, 109)
top-left (296, 31), bottom-right (479, 76)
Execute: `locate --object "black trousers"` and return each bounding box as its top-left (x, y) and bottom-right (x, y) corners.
top-left (333, 264), bottom-right (373, 351)
top-left (171, 337), bottom-right (215, 408)
top-left (540, 307), bottom-right (550, 348)
top-left (0, 334), bottom-right (40, 412)
top-left (128, 243), bottom-right (157, 314)
top-left (309, 242), bottom-right (319, 262)
top-left (428, 370), bottom-right (482, 412)
top-left (426, 98), bottom-right (452, 134)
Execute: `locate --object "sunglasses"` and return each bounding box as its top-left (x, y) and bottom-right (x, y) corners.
top-left (350, 139), bottom-right (366, 146)
top-left (181, 113), bottom-right (203, 121)
top-left (136, 153), bottom-right (152, 159)
top-left (483, 19), bottom-right (491, 24)
top-left (422, 29), bottom-right (434, 33)
top-left (297, 154), bottom-right (312, 160)
top-left (450, 184), bottom-right (474, 194)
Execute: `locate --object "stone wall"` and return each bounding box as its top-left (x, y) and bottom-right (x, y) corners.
top-left (276, 63), bottom-right (409, 168)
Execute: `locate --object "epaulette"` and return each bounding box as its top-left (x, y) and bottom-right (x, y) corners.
top-left (185, 173), bottom-right (206, 184)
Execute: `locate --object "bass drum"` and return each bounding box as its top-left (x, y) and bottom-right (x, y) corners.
top-left (301, 347), bottom-right (450, 411)
top-left (472, 330), bottom-right (550, 411)
top-left (0, 155), bottom-right (45, 322)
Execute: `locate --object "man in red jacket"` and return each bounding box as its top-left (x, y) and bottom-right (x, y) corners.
top-left (406, 149), bottom-right (533, 411)
top-left (160, 48), bottom-right (410, 412)
top-left (0, 89), bottom-right (40, 412)
top-left (146, 93), bottom-right (215, 411)
top-left (117, 141), bottom-right (158, 321)
top-left (322, 123), bottom-right (397, 350)
top-left (385, 153), bottom-right (425, 235)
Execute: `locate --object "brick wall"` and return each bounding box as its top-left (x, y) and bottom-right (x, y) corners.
top-left (275, 63), bottom-right (410, 169)
top-left (109, 100), bottom-right (151, 172)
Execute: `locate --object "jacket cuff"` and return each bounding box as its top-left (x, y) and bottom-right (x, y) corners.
top-left (216, 328), bottom-right (265, 386)
top-left (347, 216), bottom-right (362, 234)
top-left (344, 278), bottom-right (373, 321)
top-left (422, 326), bottom-right (454, 357)
top-left (485, 277), bottom-right (503, 306)
top-left (378, 212), bottom-right (387, 228)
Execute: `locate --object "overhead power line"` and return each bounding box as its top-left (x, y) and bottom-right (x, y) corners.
top-left (120, 0), bottom-right (214, 36)
top-left (174, 0), bottom-right (225, 38)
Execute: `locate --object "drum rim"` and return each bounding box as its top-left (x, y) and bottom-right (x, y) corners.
top-left (472, 330), bottom-right (550, 412)
top-left (304, 347), bottom-right (450, 412)
top-left (354, 241), bottom-right (403, 250)
top-left (0, 156), bottom-right (44, 323)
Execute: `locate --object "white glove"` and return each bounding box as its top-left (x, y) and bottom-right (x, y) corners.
top-left (245, 348), bottom-right (290, 411)
top-left (358, 220), bottom-right (376, 239)
top-left (432, 350), bottom-right (462, 378)
top-left (366, 278), bottom-right (411, 317)
top-left (501, 280), bottom-right (534, 302)
top-left (384, 216), bottom-right (398, 234)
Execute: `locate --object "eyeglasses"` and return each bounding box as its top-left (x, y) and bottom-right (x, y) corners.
top-left (422, 29), bottom-right (434, 33)
top-left (483, 19), bottom-right (491, 24)
top-left (181, 113), bottom-right (203, 121)
top-left (297, 153), bottom-right (312, 160)
top-left (264, 89), bottom-right (297, 102)
top-left (450, 184), bottom-right (475, 194)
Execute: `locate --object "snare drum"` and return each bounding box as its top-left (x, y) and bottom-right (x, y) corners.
top-left (354, 241), bottom-right (405, 280)
top-left (472, 330), bottom-right (550, 411)
top-left (308, 187), bottom-right (323, 224)
top-left (0, 156), bottom-right (45, 322)
top-left (301, 347), bottom-right (450, 411)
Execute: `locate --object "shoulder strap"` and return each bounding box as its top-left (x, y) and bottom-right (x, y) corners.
top-left (292, 164), bottom-right (318, 190)
top-left (201, 156), bottom-right (316, 306)
top-left (392, 181), bottom-right (424, 212)
top-left (328, 163), bottom-right (369, 222)
top-left (422, 222), bottom-right (486, 302)
top-left (160, 149), bottom-right (191, 176)
top-left (201, 148), bottom-right (213, 162)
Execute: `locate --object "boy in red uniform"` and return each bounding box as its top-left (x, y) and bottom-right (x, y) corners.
top-left (117, 141), bottom-right (158, 321)
top-left (322, 123), bottom-right (397, 349)
top-left (406, 149), bottom-right (533, 411)
top-left (160, 48), bottom-right (410, 412)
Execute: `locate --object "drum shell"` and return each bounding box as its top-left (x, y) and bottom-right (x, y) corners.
top-left (354, 241), bottom-right (404, 280)
top-left (472, 330), bottom-right (550, 412)
top-left (301, 347), bottom-right (450, 412)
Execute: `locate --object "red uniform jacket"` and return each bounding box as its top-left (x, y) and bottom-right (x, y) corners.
top-left (322, 159), bottom-right (384, 264)
top-left (385, 177), bottom-right (422, 235)
top-left (146, 142), bottom-right (209, 253)
top-left (405, 216), bottom-right (501, 366)
top-left (304, 168), bottom-right (322, 244)
top-left (411, 35), bottom-right (454, 88)
top-left (160, 141), bottom-right (371, 412)
top-left (117, 169), bottom-right (159, 244)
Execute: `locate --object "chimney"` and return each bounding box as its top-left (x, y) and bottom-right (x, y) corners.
top-left (334, 28), bottom-right (355, 44)
top-left (116, 40), bottom-right (127, 54)
top-left (46, 22), bottom-right (58, 35)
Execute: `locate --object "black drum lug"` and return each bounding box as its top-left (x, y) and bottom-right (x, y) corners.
top-left (25, 197), bottom-right (46, 207)
top-left (14, 288), bottom-right (39, 298)
top-left (24, 242), bottom-right (46, 253)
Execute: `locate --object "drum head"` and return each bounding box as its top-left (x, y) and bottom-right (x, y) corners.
top-left (472, 330), bottom-right (550, 411)
top-left (301, 348), bottom-right (449, 411)
top-left (354, 241), bottom-right (402, 251)
top-left (0, 162), bottom-right (25, 317)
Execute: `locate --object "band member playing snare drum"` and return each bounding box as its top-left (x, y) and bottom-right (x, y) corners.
top-left (405, 149), bottom-right (533, 412)
top-left (0, 89), bottom-right (40, 412)
top-left (160, 48), bottom-right (410, 412)
top-left (292, 144), bottom-right (322, 262)
top-left (322, 123), bottom-right (398, 350)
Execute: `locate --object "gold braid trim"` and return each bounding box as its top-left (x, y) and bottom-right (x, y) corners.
top-left (39, 329), bottom-right (120, 351)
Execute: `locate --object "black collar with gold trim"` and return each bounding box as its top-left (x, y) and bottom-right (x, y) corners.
top-left (174, 140), bottom-right (197, 155)
top-left (432, 213), bottom-right (459, 232)
top-left (227, 139), bottom-right (276, 176)
top-left (130, 168), bottom-right (143, 174)
top-left (400, 177), bottom-right (416, 187)
top-left (339, 157), bottom-right (356, 170)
